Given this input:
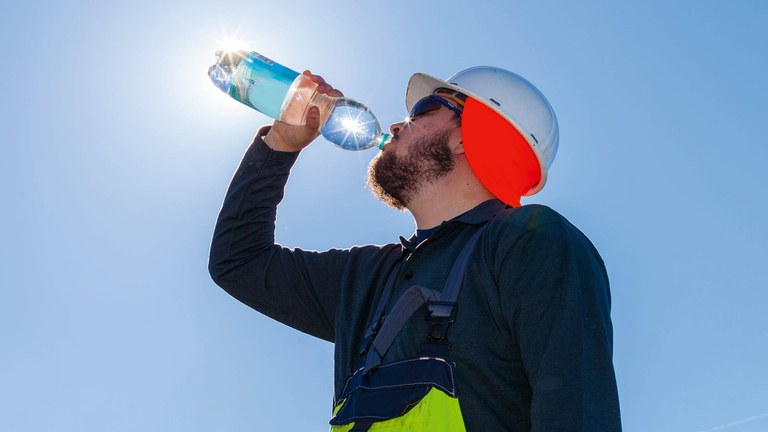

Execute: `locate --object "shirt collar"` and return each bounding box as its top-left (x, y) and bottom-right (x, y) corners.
top-left (452, 198), bottom-right (508, 225)
top-left (399, 199), bottom-right (509, 252)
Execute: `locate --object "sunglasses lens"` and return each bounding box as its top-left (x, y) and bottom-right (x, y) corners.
top-left (409, 97), bottom-right (442, 119)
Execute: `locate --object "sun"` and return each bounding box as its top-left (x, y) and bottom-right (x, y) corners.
top-left (216, 36), bottom-right (249, 53)
top-left (341, 116), bottom-right (364, 134)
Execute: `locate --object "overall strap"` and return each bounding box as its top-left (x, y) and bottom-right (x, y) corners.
top-left (362, 223), bottom-right (490, 373)
top-left (358, 260), bottom-right (402, 357)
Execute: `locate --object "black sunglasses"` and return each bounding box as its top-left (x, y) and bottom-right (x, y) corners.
top-left (408, 95), bottom-right (463, 120)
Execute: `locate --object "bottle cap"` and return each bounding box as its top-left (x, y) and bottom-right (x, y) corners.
top-left (377, 133), bottom-right (391, 150)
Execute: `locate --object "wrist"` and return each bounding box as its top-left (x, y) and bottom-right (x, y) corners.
top-left (263, 126), bottom-right (302, 153)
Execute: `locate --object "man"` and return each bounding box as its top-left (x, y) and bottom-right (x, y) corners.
top-left (209, 67), bottom-right (621, 431)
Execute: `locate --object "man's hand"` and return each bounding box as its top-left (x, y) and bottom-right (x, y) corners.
top-left (264, 70), bottom-right (344, 152)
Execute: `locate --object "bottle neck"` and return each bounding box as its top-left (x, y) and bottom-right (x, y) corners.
top-left (377, 133), bottom-right (391, 149)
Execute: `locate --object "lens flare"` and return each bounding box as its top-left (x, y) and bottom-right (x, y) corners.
top-left (341, 116), bottom-right (364, 134)
top-left (217, 36), bottom-right (249, 52)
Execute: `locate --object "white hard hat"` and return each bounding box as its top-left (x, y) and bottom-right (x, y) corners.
top-left (406, 67), bottom-right (559, 204)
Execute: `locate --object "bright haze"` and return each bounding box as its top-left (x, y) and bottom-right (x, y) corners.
top-left (1, 1), bottom-right (766, 431)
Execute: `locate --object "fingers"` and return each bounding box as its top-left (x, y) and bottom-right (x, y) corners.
top-left (303, 70), bottom-right (344, 97)
top-left (303, 70), bottom-right (326, 85)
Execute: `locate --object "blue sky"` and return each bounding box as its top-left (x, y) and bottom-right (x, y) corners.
top-left (2, 0), bottom-right (767, 430)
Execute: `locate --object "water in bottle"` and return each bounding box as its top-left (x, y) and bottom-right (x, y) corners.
top-left (208, 50), bottom-right (389, 150)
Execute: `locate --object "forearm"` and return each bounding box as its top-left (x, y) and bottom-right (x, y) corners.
top-left (208, 127), bottom-right (350, 341)
top-left (209, 126), bottom-right (300, 281)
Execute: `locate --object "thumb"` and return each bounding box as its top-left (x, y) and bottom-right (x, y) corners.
top-left (304, 105), bottom-right (321, 134)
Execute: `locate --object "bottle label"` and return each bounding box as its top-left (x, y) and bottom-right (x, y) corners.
top-left (250, 52), bottom-right (275, 66)
top-left (230, 52), bottom-right (300, 119)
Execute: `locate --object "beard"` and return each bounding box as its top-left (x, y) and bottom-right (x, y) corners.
top-left (366, 129), bottom-right (456, 210)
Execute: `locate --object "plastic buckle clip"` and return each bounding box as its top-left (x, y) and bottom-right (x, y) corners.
top-left (426, 301), bottom-right (457, 342)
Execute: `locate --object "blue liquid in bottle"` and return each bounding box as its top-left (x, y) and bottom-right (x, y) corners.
top-left (208, 50), bottom-right (389, 150)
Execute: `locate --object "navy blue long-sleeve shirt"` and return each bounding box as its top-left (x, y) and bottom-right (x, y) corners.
top-left (209, 128), bottom-right (622, 431)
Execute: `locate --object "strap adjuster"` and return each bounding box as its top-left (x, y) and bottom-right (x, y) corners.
top-left (358, 316), bottom-right (385, 356)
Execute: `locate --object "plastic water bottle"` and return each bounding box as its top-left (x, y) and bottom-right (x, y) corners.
top-left (208, 50), bottom-right (389, 151)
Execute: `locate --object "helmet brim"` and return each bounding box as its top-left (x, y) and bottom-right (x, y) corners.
top-left (405, 73), bottom-right (465, 111)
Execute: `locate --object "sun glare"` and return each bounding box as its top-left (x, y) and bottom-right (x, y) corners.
top-left (216, 36), bottom-right (249, 52)
top-left (341, 116), bottom-right (364, 134)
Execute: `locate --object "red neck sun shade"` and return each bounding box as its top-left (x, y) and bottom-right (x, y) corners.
top-left (462, 97), bottom-right (541, 207)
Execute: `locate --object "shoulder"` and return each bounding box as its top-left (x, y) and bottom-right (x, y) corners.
top-left (488, 204), bottom-right (575, 246)
top-left (494, 204), bottom-right (567, 232)
top-left (342, 242), bottom-right (403, 269)
top-left (483, 204), bottom-right (605, 270)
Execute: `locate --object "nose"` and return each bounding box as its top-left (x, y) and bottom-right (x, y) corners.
top-left (389, 121), bottom-right (405, 136)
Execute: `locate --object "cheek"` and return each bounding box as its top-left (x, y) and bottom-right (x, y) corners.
top-left (397, 126), bottom-right (425, 151)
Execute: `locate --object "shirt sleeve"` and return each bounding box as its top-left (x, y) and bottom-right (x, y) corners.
top-left (208, 127), bottom-right (350, 342)
top-left (499, 213), bottom-right (622, 431)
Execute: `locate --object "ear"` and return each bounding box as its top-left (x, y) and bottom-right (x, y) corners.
top-left (453, 140), bottom-right (465, 155)
top-left (451, 127), bottom-right (465, 155)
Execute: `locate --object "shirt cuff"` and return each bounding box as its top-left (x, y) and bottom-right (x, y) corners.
top-left (250, 126), bottom-right (302, 164)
